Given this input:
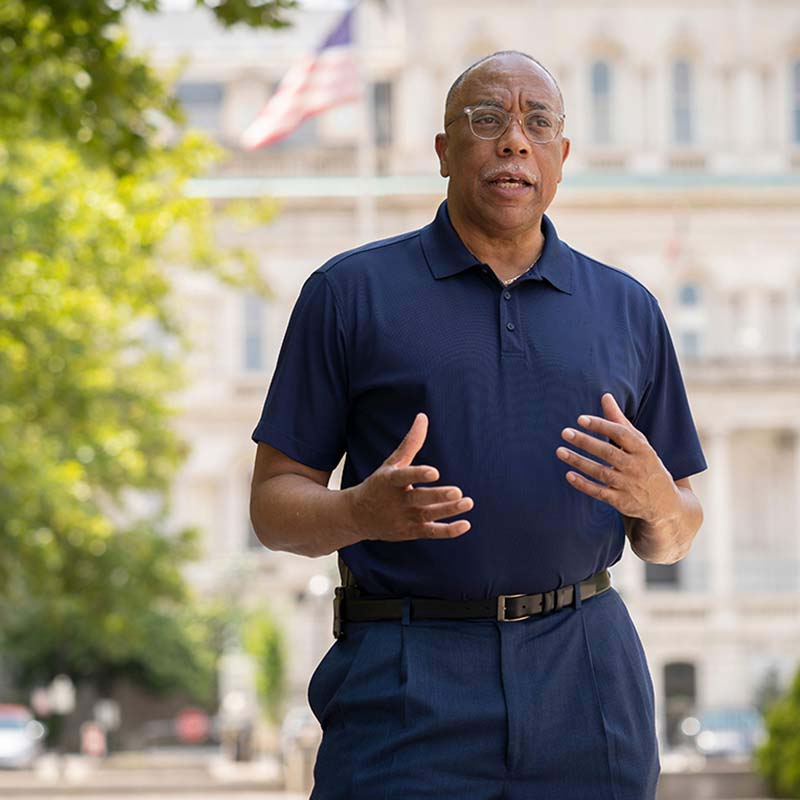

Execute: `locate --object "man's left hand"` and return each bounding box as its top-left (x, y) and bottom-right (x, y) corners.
top-left (555, 392), bottom-right (681, 527)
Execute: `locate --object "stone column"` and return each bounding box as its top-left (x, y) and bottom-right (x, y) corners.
top-left (707, 426), bottom-right (735, 625)
top-left (734, 61), bottom-right (761, 155)
top-left (393, 0), bottom-right (436, 175)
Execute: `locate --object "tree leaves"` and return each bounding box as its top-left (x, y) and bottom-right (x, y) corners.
top-left (0, 1), bottom-right (287, 701)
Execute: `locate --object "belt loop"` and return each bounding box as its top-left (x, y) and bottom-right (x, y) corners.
top-left (401, 596), bottom-right (412, 626)
top-left (572, 581), bottom-right (582, 610)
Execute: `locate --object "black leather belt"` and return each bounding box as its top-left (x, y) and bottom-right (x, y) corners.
top-left (332, 568), bottom-right (611, 639)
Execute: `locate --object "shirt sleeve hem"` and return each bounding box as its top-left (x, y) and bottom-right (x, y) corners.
top-left (251, 425), bottom-right (343, 473)
top-left (666, 455), bottom-right (708, 482)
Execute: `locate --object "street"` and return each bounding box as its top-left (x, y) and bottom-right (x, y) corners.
top-left (0, 794), bottom-right (304, 800)
top-left (0, 750), bottom-right (778, 800)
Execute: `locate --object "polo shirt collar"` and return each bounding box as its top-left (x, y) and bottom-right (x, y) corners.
top-left (420, 199), bottom-right (574, 295)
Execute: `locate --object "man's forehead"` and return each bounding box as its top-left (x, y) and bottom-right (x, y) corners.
top-left (461, 57), bottom-right (559, 105)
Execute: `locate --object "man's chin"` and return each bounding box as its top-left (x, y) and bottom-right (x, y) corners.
top-left (480, 202), bottom-right (540, 232)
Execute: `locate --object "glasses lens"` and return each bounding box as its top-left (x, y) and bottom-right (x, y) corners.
top-left (468, 108), bottom-right (508, 139)
top-left (467, 106), bottom-right (562, 143)
top-left (523, 111), bottom-right (560, 143)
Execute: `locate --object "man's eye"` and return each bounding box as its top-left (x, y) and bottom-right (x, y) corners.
top-left (473, 112), bottom-right (504, 126)
top-left (525, 114), bottom-right (553, 129)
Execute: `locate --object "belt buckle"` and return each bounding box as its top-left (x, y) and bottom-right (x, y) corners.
top-left (497, 593), bottom-right (531, 622)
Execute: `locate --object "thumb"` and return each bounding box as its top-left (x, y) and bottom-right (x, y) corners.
top-left (385, 412), bottom-right (428, 468)
top-left (601, 392), bottom-right (631, 427)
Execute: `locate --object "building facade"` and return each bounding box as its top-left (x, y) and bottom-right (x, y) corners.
top-left (127, 0), bottom-right (800, 751)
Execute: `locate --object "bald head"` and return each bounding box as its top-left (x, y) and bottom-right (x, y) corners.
top-left (444, 51), bottom-right (564, 125)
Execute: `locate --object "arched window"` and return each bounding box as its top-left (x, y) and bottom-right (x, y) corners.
top-left (590, 60), bottom-right (612, 144)
top-left (672, 59), bottom-right (693, 144)
top-left (793, 60), bottom-right (800, 145)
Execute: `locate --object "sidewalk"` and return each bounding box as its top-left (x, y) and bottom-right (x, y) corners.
top-left (0, 748), bottom-right (290, 795)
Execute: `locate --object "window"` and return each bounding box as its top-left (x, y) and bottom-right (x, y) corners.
top-left (677, 281), bottom-right (703, 357)
top-left (243, 291), bottom-right (265, 372)
top-left (672, 60), bottom-right (693, 144)
top-left (267, 82), bottom-right (319, 147)
top-left (590, 60), bottom-right (612, 145)
top-left (664, 662), bottom-right (697, 747)
top-left (793, 60), bottom-right (800, 145)
top-left (645, 561), bottom-right (681, 588)
top-left (678, 282), bottom-right (701, 306)
top-left (175, 82), bottom-right (224, 134)
top-left (680, 329), bottom-right (700, 357)
top-left (373, 81), bottom-right (393, 147)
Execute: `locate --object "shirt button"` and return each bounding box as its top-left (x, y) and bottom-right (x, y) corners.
top-left (506, 322), bottom-right (515, 331)
top-left (503, 291), bottom-right (511, 300)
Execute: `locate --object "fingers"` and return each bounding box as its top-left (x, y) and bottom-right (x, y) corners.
top-left (387, 463), bottom-right (440, 488)
top-left (412, 496), bottom-right (474, 523)
top-left (556, 447), bottom-right (622, 489)
top-left (415, 519), bottom-right (472, 539)
top-left (385, 412), bottom-right (428, 468)
top-left (573, 414), bottom-right (644, 453)
top-left (561, 426), bottom-right (628, 468)
top-left (407, 485), bottom-right (464, 503)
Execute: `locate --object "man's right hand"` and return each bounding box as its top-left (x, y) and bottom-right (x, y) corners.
top-left (348, 412), bottom-right (473, 542)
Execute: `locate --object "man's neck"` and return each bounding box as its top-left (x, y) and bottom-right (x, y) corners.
top-left (447, 204), bottom-right (545, 281)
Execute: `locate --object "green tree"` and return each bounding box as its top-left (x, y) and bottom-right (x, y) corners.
top-left (0, 0), bottom-right (296, 174)
top-left (0, 1), bottom-right (291, 706)
top-left (755, 665), bottom-right (800, 799)
top-left (242, 610), bottom-right (287, 723)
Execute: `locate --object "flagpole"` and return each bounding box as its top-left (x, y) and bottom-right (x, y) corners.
top-left (353, 0), bottom-right (377, 245)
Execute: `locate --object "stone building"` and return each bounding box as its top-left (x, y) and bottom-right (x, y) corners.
top-left (127, 0), bottom-right (800, 751)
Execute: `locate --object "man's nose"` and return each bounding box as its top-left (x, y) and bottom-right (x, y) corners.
top-left (496, 116), bottom-right (530, 156)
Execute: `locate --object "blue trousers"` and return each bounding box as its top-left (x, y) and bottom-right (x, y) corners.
top-left (307, 585), bottom-right (660, 800)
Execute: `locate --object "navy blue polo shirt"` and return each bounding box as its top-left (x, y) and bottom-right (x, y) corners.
top-left (252, 200), bottom-right (707, 600)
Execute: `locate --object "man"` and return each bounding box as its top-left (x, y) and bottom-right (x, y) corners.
top-left (250, 50), bottom-right (706, 800)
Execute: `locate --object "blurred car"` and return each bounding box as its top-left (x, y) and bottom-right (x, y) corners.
top-left (679, 706), bottom-right (766, 758)
top-left (0, 704), bottom-right (46, 769)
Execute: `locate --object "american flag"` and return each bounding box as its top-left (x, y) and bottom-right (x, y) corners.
top-left (240, 6), bottom-right (362, 150)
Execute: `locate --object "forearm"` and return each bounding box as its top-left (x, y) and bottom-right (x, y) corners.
top-left (250, 474), bottom-right (363, 558)
top-left (625, 485), bottom-right (704, 565)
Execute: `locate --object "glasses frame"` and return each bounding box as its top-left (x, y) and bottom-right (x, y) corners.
top-left (447, 104), bottom-right (566, 145)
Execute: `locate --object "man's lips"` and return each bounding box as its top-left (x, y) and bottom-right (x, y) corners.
top-left (484, 175), bottom-right (535, 194)
top-left (488, 177), bottom-right (532, 187)
top-left (483, 170), bottom-right (536, 188)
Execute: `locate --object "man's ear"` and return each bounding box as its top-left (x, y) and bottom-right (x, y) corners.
top-left (434, 132), bottom-right (449, 178)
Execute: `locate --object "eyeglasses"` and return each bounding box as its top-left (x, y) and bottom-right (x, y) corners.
top-left (446, 105), bottom-right (566, 144)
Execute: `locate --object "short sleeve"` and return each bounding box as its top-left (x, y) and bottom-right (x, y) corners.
top-left (251, 272), bottom-right (348, 472)
top-left (632, 299), bottom-right (707, 481)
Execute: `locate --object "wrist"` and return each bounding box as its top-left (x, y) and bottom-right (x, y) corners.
top-left (341, 484), bottom-right (367, 543)
top-left (643, 482), bottom-right (683, 530)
